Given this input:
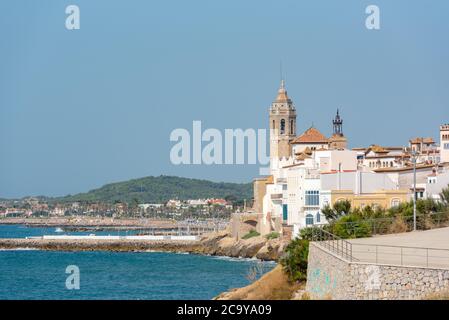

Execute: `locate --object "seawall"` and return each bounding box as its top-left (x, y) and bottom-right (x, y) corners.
top-left (306, 242), bottom-right (449, 300)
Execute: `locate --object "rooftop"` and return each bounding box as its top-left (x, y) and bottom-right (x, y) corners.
top-left (291, 126), bottom-right (328, 144)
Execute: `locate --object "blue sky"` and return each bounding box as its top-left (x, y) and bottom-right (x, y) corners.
top-left (1, 0), bottom-right (448, 198)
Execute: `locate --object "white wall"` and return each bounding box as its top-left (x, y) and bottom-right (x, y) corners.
top-left (320, 171), bottom-right (398, 193)
top-left (426, 170), bottom-right (449, 200)
top-left (314, 150), bottom-right (358, 172)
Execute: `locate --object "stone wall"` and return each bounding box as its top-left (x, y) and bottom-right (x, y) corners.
top-left (306, 243), bottom-right (449, 300)
top-left (230, 212), bottom-right (258, 240)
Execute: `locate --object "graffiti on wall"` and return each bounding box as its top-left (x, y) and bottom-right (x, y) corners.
top-left (307, 268), bottom-right (339, 297)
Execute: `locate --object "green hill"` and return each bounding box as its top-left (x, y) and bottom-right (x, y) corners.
top-left (58, 175), bottom-right (253, 204)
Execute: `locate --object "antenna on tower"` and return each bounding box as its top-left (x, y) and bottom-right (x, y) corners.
top-left (280, 61), bottom-right (284, 82)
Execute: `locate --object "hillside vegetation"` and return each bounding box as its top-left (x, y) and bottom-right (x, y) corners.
top-left (57, 175), bottom-right (253, 204)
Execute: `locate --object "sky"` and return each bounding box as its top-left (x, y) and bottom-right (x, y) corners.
top-left (1, 0), bottom-right (449, 198)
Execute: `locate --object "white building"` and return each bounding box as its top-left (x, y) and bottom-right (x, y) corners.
top-left (441, 124), bottom-right (449, 164)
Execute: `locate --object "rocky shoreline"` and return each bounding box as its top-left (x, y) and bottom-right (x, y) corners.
top-left (0, 231), bottom-right (288, 261)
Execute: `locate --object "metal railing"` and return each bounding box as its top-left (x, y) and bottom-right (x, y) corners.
top-left (310, 227), bottom-right (357, 262)
top-left (351, 243), bottom-right (449, 269)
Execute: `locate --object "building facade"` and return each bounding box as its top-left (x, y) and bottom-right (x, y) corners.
top-left (251, 80), bottom-right (449, 239)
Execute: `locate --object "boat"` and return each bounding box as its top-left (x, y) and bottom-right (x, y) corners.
top-left (54, 227), bottom-right (64, 233)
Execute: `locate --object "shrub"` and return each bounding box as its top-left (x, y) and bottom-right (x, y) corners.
top-left (265, 232), bottom-right (280, 240)
top-left (439, 184), bottom-right (449, 207)
top-left (332, 214), bottom-right (371, 239)
top-left (242, 230), bottom-right (260, 240)
top-left (388, 215), bottom-right (408, 234)
top-left (298, 226), bottom-right (329, 241)
top-left (280, 238), bottom-right (309, 282)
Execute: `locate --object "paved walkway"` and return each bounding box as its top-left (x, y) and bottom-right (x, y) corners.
top-left (348, 227), bottom-right (449, 269)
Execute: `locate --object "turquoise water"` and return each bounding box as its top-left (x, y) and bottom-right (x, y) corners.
top-left (0, 225), bottom-right (275, 300)
top-left (0, 224), bottom-right (140, 238)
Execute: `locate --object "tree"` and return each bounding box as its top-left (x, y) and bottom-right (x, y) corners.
top-left (333, 200), bottom-right (351, 216)
top-left (440, 185), bottom-right (449, 207)
top-left (321, 200), bottom-right (352, 222)
top-left (321, 204), bottom-right (337, 221)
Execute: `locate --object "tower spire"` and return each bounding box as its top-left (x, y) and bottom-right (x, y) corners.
top-left (275, 79), bottom-right (290, 103)
top-left (333, 108), bottom-right (343, 135)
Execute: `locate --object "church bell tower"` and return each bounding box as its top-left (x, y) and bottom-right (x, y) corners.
top-left (328, 109), bottom-right (348, 150)
top-left (269, 80), bottom-right (297, 161)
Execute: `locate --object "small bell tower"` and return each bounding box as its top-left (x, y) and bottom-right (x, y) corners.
top-left (329, 109), bottom-right (347, 150)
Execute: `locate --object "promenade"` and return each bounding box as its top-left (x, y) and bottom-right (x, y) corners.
top-left (349, 227), bottom-right (449, 269)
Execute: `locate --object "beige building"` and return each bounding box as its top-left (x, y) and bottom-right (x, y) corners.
top-left (329, 189), bottom-right (409, 210)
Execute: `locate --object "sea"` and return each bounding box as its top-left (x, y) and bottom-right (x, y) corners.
top-left (0, 224), bottom-right (275, 300)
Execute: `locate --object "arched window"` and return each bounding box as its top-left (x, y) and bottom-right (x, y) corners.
top-left (316, 212), bottom-right (321, 223)
top-left (290, 119), bottom-right (294, 134)
top-left (272, 120), bottom-right (275, 130)
top-left (391, 199), bottom-right (401, 208)
top-left (305, 214), bottom-right (314, 226)
top-left (280, 119), bottom-right (285, 134)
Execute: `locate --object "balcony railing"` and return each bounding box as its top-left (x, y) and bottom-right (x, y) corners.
top-left (270, 193), bottom-right (283, 200)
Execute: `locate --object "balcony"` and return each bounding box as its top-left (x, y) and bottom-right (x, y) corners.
top-left (271, 193), bottom-right (283, 201)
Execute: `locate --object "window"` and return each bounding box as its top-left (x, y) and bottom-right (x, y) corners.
top-left (282, 204), bottom-right (288, 221)
top-left (305, 190), bottom-right (319, 206)
top-left (316, 212), bottom-right (321, 223)
top-left (280, 119), bottom-right (285, 134)
top-left (305, 214), bottom-right (314, 226)
top-left (272, 120), bottom-right (275, 130)
top-left (290, 119), bottom-right (294, 134)
top-left (391, 199), bottom-right (401, 207)
top-left (445, 143), bottom-right (449, 150)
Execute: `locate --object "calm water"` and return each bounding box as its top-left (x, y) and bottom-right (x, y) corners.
top-left (0, 225), bottom-right (275, 299)
top-left (0, 224), bottom-right (140, 238)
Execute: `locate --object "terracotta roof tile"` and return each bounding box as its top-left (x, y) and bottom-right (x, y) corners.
top-left (410, 137), bottom-right (435, 144)
top-left (291, 127), bottom-right (328, 144)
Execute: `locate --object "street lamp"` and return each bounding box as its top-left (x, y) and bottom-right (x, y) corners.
top-left (411, 151), bottom-right (418, 231)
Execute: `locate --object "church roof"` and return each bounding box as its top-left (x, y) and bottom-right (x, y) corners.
top-left (409, 137), bottom-right (435, 144)
top-left (291, 127), bottom-right (328, 144)
top-left (329, 133), bottom-right (347, 141)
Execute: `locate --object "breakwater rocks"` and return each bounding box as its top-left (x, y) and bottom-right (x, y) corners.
top-left (0, 238), bottom-right (202, 253)
top-left (0, 232), bottom-right (288, 261)
top-left (194, 232), bottom-right (288, 261)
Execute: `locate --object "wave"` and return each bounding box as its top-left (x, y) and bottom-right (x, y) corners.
top-left (211, 255), bottom-right (275, 264)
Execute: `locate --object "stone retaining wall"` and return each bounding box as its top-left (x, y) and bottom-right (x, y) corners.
top-left (306, 243), bottom-right (449, 300)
